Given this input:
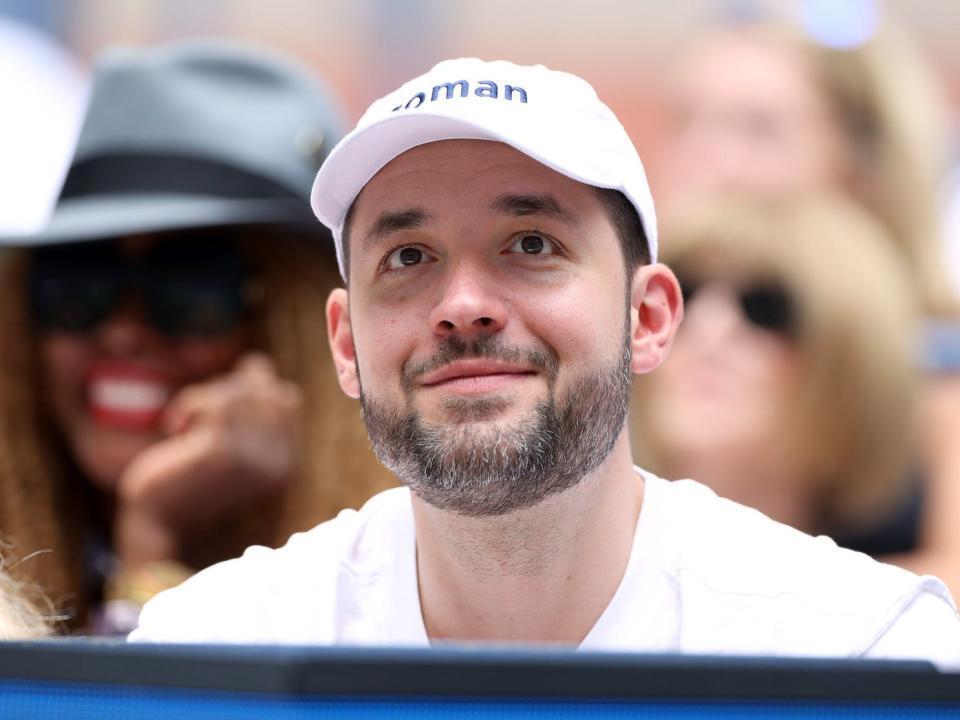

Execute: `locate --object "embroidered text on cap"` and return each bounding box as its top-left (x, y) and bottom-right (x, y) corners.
top-left (392, 79), bottom-right (529, 112)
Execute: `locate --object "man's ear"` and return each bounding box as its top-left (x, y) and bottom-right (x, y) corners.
top-left (326, 288), bottom-right (361, 399)
top-left (629, 263), bottom-right (683, 375)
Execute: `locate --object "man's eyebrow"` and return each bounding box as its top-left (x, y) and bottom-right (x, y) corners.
top-left (362, 208), bottom-right (432, 249)
top-left (489, 193), bottom-right (579, 226)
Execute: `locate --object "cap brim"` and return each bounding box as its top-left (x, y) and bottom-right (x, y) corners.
top-left (311, 111), bottom-right (621, 232)
top-left (0, 194), bottom-right (318, 247)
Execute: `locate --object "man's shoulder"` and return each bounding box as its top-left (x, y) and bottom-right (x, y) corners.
top-left (643, 473), bottom-right (959, 659)
top-left (649, 474), bottom-right (917, 595)
top-left (129, 487), bottom-right (413, 644)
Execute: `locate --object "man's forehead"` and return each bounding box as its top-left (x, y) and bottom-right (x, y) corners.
top-left (355, 139), bottom-right (591, 211)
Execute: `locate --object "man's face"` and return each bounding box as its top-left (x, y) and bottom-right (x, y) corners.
top-left (330, 140), bottom-right (642, 516)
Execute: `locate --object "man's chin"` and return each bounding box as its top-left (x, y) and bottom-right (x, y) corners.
top-left (419, 414), bottom-right (537, 451)
top-left (361, 348), bottom-right (631, 516)
top-left (430, 394), bottom-right (518, 424)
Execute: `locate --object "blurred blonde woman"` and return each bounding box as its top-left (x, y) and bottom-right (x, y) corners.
top-left (654, 7), bottom-right (960, 598)
top-left (632, 193), bottom-right (921, 553)
top-left (657, 10), bottom-right (953, 315)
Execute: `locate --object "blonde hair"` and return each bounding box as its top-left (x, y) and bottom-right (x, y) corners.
top-left (0, 552), bottom-right (53, 640)
top-left (633, 192), bottom-right (918, 533)
top-left (728, 16), bottom-right (954, 315)
top-left (0, 236), bottom-right (395, 629)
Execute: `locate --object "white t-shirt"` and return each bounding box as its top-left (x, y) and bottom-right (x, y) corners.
top-left (130, 471), bottom-right (960, 670)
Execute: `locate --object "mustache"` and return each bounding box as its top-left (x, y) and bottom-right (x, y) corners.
top-left (401, 336), bottom-right (559, 395)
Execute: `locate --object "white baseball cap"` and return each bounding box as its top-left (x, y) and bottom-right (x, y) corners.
top-left (311, 57), bottom-right (658, 278)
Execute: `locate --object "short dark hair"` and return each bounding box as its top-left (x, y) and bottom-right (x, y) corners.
top-left (341, 199), bottom-right (358, 281)
top-left (592, 187), bottom-right (651, 275)
top-left (340, 187), bottom-right (649, 284)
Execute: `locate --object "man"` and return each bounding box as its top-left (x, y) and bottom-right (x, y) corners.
top-left (131, 59), bottom-right (960, 668)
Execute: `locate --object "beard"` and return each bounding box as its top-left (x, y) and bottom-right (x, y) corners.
top-left (359, 332), bottom-right (633, 517)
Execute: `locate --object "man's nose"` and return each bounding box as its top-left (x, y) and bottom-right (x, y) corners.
top-left (429, 263), bottom-right (507, 339)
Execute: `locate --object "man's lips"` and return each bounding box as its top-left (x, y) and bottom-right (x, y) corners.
top-left (419, 360), bottom-right (536, 392)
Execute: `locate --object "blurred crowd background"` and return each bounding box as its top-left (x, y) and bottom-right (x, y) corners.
top-left (5, 0), bottom-right (960, 236)
top-left (4, 0), bottom-right (960, 638)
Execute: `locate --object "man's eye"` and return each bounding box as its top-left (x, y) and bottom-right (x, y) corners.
top-left (384, 245), bottom-right (431, 270)
top-left (507, 233), bottom-right (555, 255)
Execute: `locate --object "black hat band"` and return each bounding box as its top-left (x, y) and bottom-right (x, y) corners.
top-left (59, 153), bottom-right (304, 202)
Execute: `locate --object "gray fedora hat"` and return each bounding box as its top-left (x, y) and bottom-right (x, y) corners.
top-left (2, 39), bottom-right (343, 247)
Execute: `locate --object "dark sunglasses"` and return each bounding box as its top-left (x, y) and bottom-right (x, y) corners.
top-left (29, 238), bottom-right (254, 337)
top-left (678, 277), bottom-right (796, 336)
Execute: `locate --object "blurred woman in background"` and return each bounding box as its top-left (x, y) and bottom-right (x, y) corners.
top-left (633, 192), bottom-right (920, 557)
top-left (0, 41), bottom-right (394, 633)
top-left (656, 11), bottom-right (953, 314)
top-left (651, 8), bottom-right (960, 595)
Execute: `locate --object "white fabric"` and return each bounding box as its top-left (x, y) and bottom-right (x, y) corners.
top-left (309, 58), bottom-right (658, 277)
top-left (131, 471), bottom-right (960, 670)
top-left (941, 165), bottom-right (960, 299)
top-left (0, 19), bottom-right (87, 234)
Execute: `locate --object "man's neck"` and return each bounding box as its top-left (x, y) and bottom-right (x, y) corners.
top-left (411, 434), bottom-right (643, 645)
